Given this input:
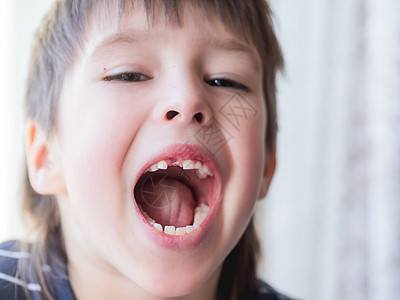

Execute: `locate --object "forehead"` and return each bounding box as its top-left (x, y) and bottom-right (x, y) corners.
top-left (83, 1), bottom-right (260, 61)
top-left (88, 1), bottom-right (248, 35)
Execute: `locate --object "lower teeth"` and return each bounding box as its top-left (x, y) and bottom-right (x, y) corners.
top-left (139, 204), bottom-right (210, 236)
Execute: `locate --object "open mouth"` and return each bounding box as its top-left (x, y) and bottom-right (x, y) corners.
top-left (133, 147), bottom-right (220, 236)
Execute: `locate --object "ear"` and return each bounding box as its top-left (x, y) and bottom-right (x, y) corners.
top-left (257, 149), bottom-right (276, 199)
top-left (25, 121), bottom-right (65, 195)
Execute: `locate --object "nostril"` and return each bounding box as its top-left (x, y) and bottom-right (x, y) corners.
top-left (166, 110), bottom-right (179, 120)
top-left (193, 112), bottom-right (203, 123)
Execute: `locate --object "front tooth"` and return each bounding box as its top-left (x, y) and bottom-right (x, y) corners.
top-left (183, 160), bottom-right (195, 169)
top-left (176, 227), bottom-right (187, 235)
top-left (158, 160), bottom-right (168, 169)
top-left (164, 226), bottom-right (176, 235)
top-left (149, 163), bottom-right (159, 172)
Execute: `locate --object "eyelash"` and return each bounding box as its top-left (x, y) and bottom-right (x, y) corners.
top-left (103, 72), bottom-right (250, 92)
top-left (103, 72), bottom-right (150, 82)
top-left (205, 78), bottom-right (250, 92)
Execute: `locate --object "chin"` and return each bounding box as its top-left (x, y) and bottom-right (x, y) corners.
top-left (136, 265), bottom-right (220, 298)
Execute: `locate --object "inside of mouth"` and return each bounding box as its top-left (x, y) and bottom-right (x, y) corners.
top-left (133, 166), bottom-right (212, 233)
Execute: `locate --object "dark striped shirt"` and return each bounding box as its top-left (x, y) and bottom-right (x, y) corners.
top-left (0, 240), bottom-right (294, 300)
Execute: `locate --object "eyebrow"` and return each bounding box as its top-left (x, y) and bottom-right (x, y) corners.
top-left (90, 30), bottom-right (260, 68)
top-left (90, 31), bottom-right (150, 58)
top-left (209, 37), bottom-right (255, 54)
top-left (210, 37), bottom-right (260, 66)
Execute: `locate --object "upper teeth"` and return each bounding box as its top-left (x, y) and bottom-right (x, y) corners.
top-left (146, 159), bottom-right (213, 179)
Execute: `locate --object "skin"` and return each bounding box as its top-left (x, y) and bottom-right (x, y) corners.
top-left (26, 4), bottom-right (276, 300)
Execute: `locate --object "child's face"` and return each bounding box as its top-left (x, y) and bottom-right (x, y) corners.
top-left (50, 4), bottom-right (274, 298)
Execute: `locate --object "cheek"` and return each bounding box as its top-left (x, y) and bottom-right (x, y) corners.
top-left (61, 109), bottom-right (125, 174)
top-left (220, 102), bottom-right (266, 232)
top-left (56, 93), bottom-right (143, 216)
top-left (59, 86), bottom-right (146, 171)
top-left (56, 109), bottom-right (140, 253)
top-left (231, 133), bottom-right (265, 206)
top-left (226, 95), bottom-right (266, 186)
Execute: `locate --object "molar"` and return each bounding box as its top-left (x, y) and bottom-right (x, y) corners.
top-left (196, 169), bottom-right (208, 179)
top-left (201, 164), bottom-right (213, 177)
top-left (193, 204), bottom-right (210, 227)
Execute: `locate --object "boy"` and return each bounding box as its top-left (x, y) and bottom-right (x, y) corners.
top-left (0, 0), bottom-right (290, 299)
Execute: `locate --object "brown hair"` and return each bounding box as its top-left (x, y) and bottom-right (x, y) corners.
top-left (22, 1), bottom-right (283, 299)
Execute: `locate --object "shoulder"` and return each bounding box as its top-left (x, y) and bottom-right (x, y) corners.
top-left (0, 240), bottom-right (30, 299)
top-left (0, 240), bottom-right (76, 300)
top-left (248, 279), bottom-right (299, 300)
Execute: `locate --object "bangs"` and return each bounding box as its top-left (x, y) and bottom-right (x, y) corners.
top-left (91, 0), bottom-right (262, 43)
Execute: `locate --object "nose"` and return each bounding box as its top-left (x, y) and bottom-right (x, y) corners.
top-left (165, 110), bottom-right (205, 123)
top-left (159, 75), bottom-right (213, 126)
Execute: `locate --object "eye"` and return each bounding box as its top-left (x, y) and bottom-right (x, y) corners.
top-left (206, 78), bottom-right (250, 92)
top-left (103, 72), bottom-right (150, 82)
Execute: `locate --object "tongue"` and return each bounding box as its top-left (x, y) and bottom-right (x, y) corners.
top-left (139, 177), bottom-right (196, 228)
